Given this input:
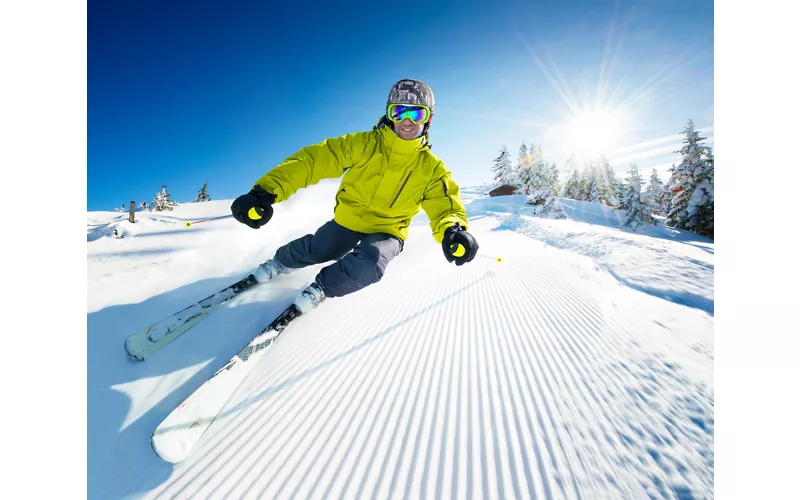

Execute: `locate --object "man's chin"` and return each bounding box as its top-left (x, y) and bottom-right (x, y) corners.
top-left (395, 130), bottom-right (419, 141)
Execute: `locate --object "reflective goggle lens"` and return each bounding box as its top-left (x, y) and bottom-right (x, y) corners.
top-left (387, 104), bottom-right (430, 125)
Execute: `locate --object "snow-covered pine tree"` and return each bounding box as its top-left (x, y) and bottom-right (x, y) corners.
top-left (614, 176), bottom-right (626, 208)
top-left (516, 152), bottom-right (534, 194)
top-left (687, 148), bottom-right (714, 238)
top-left (534, 148), bottom-right (552, 192)
top-left (666, 119), bottom-right (714, 238)
top-left (592, 157), bottom-right (614, 207)
top-left (666, 156), bottom-right (695, 228)
top-left (589, 179), bottom-right (601, 203)
top-left (491, 145), bottom-right (516, 188)
top-left (140, 201), bottom-right (150, 211)
top-left (662, 164), bottom-right (675, 216)
top-left (600, 158), bottom-right (620, 207)
top-left (195, 181), bottom-right (211, 202)
top-left (645, 168), bottom-right (666, 215)
top-left (561, 155), bottom-right (581, 200)
top-left (515, 143), bottom-right (528, 178)
top-left (562, 168), bottom-right (582, 199)
top-left (153, 185), bottom-right (176, 212)
top-left (621, 163), bottom-right (653, 229)
top-left (575, 160), bottom-right (592, 201)
top-left (526, 185), bottom-right (567, 219)
top-left (549, 163), bottom-right (561, 195)
top-left (153, 187), bottom-right (167, 212)
top-left (579, 160), bottom-right (601, 203)
top-left (519, 144), bottom-right (566, 218)
top-left (518, 144), bottom-right (543, 194)
top-left (518, 145), bottom-right (537, 193)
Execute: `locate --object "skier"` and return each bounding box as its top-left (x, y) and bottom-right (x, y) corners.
top-left (230, 79), bottom-right (479, 313)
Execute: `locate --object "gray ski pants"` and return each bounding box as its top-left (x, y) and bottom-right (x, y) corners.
top-left (274, 220), bottom-right (404, 298)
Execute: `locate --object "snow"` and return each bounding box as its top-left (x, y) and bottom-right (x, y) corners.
top-left (88, 183), bottom-right (713, 499)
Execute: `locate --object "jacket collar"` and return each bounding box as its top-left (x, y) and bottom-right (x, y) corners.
top-left (378, 125), bottom-right (428, 155)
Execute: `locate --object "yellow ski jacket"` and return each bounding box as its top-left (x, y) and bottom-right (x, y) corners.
top-left (253, 124), bottom-right (469, 243)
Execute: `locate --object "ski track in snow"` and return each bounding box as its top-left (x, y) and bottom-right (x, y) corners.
top-left (88, 196), bottom-right (713, 500)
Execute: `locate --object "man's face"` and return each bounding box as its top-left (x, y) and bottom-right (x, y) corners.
top-left (393, 117), bottom-right (424, 141)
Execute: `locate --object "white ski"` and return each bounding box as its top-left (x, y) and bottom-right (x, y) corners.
top-left (150, 303), bottom-right (302, 463)
top-left (124, 274), bottom-right (260, 361)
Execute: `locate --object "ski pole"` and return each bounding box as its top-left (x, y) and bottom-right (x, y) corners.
top-left (449, 242), bottom-right (503, 263)
top-left (478, 254), bottom-right (503, 263)
top-left (185, 214), bottom-right (234, 227)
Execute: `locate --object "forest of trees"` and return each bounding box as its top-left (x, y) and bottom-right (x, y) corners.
top-left (112, 182), bottom-right (211, 213)
top-left (490, 119), bottom-right (714, 239)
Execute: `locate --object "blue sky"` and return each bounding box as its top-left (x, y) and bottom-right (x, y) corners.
top-left (88, 0), bottom-right (713, 211)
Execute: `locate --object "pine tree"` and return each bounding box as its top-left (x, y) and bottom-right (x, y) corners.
top-left (662, 164), bottom-right (675, 216)
top-left (515, 144), bottom-right (548, 195)
top-left (589, 178), bottom-right (601, 203)
top-left (153, 185), bottom-right (176, 212)
top-left (575, 159), bottom-right (604, 203)
top-left (688, 148), bottom-right (714, 238)
top-left (140, 201), bottom-right (150, 211)
top-left (621, 164), bottom-right (653, 229)
top-left (517, 153), bottom-right (534, 194)
top-left (491, 145), bottom-right (516, 188)
top-left (520, 144), bottom-right (566, 218)
top-left (645, 168), bottom-right (666, 215)
top-left (593, 157), bottom-right (615, 207)
top-left (580, 160), bottom-right (601, 203)
top-left (549, 163), bottom-right (561, 195)
top-left (576, 161), bottom-right (591, 201)
top-left (600, 158), bottom-right (622, 208)
top-left (561, 155), bottom-right (581, 200)
top-left (195, 181), bottom-right (211, 202)
top-left (614, 177), bottom-right (626, 207)
top-left (515, 143), bottom-right (528, 179)
top-left (562, 168), bottom-right (582, 200)
top-left (666, 119), bottom-right (714, 238)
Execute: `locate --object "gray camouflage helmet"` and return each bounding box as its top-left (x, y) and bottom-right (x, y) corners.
top-left (386, 79), bottom-right (435, 116)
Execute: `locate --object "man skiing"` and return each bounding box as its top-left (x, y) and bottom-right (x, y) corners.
top-left (230, 79), bottom-right (479, 313)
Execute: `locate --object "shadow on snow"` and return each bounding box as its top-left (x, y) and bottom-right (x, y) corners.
top-left (87, 272), bottom-right (294, 499)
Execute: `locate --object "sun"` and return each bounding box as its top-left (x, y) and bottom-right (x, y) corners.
top-left (565, 107), bottom-right (625, 160)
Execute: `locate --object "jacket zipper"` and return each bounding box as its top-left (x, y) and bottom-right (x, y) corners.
top-left (389, 172), bottom-right (413, 208)
top-left (334, 188), bottom-right (345, 210)
top-left (440, 178), bottom-right (453, 210)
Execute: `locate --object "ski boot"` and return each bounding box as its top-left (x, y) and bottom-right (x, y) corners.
top-left (253, 258), bottom-right (293, 283)
top-left (294, 281), bottom-right (327, 313)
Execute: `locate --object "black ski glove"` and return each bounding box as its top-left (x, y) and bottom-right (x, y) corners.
top-left (441, 223), bottom-right (479, 266)
top-left (231, 185), bottom-right (276, 229)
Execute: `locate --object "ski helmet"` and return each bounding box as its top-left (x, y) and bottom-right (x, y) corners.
top-left (386, 79), bottom-right (435, 117)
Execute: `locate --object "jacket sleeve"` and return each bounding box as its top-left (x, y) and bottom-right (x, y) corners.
top-left (421, 162), bottom-right (469, 243)
top-left (253, 132), bottom-right (371, 203)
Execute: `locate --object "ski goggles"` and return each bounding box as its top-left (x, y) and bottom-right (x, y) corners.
top-left (386, 104), bottom-right (431, 125)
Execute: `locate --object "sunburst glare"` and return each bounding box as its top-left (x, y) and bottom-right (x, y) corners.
top-left (564, 107), bottom-right (627, 160)
top-left (514, 15), bottom-right (687, 167)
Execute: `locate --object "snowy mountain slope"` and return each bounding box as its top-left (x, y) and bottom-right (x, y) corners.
top-left (87, 185), bottom-right (713, 499)
top-left (469, 195), bottom-right (714, 316)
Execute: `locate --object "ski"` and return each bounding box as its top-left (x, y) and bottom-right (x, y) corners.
top-left (124, 273), bottom-right (261, 361)
top-left (151, 302), bottom-right (303, 464)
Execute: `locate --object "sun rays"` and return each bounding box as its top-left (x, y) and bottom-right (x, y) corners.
top-left (509, 10), bottom-right (693, 168)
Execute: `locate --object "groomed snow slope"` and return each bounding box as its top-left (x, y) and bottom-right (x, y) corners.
top-left (88, 183), bottom-right (713, 499)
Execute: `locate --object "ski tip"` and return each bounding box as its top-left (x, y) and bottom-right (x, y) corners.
top-left (124, 339), bottom-right (146, 361)
top-left (151, 432), bottom-right (189, 464)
